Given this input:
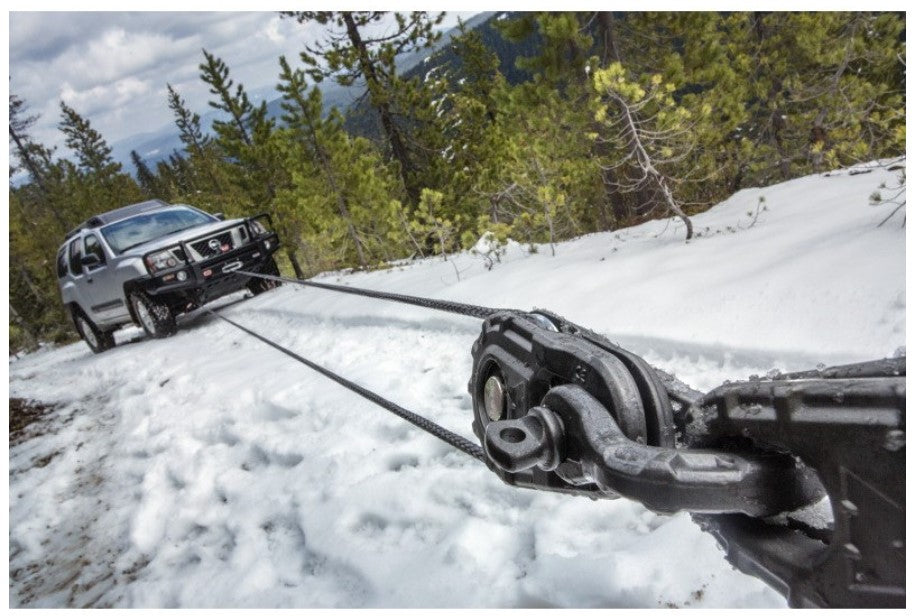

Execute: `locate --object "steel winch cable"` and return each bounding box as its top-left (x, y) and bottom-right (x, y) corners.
top-left (237, 270), bottom-right (516, 319)
top-left (207, 271), bottom-right (906, 608)
top-left (201, 305), bottom-right (486, 461)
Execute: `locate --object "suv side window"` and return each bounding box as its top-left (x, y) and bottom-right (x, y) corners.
top-left (68, 238), bottom-right (84, 276)
top-left (84, 233), bottom-right (106, 269)
top-left (56, 249), bottom-right (69, 279)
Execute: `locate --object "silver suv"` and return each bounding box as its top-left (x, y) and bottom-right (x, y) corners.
top-left (57, 199), bottom-right (281, 353)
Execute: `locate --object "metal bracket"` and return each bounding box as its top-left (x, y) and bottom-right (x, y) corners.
top-left (469, 312), bottom-right (905, 607)
top-left (484, 384), bottom-right (824, 515)
top-left (694, 371), bottom-right (905, 608)
top-left (470, 312), bottom-right (823, 515)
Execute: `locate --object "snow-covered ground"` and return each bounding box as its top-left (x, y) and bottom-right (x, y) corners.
top-left (8, 162), bottom-right (905, 607)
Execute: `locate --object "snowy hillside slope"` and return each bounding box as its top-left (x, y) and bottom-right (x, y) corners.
top-left (8, 163), bottom-right (905, 607)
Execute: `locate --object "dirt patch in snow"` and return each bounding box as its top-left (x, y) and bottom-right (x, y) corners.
top-left (9, 397), bottom-right (138, 608)
top-left (9, 398), bottom-right (59, 447)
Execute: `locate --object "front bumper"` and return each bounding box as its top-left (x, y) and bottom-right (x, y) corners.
top-left (138, 232), bottom-right (279, 306)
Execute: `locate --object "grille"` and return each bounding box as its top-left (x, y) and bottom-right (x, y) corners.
top-left (191, 231), bottom-right (233, 259)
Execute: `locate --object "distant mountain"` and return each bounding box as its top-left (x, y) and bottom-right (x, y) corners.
top-left (342, 11), bottom-right (538, 140)
top-left (112, 11), bottom-right (527, 173)
top-left (110, 125), bottom-right (185, 170)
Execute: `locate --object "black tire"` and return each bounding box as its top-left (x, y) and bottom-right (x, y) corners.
top-left (73, 309), bottom-right (115, 354)
top-left (247, 256), bottom-right (281, 296)
top-left (130, 292), bottom-right (177, 339)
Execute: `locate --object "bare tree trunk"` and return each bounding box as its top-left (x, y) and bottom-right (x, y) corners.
top-left (426, 195), bottom-right (449, 261)
top-left (615, 96), bottom-right (694, 240)
top-left (809, 18), bottom-right (856, 174)
top-left (342, 12), bottom-right (419, 206)
top-left (751, 12), bottom-right (791, 181)
top-left (770, 108), bottom-right (791, 179)
top-left (531, 157), bottom-right (559, 255)
top-left (285, 246), bottom-right (306, 279)
top-left (398, 207), bottom-right (425, 258)
top-left (596, 12), bottom-right (621, 65)
top-left (333, 186), bottom-right (367, 269)
top-left (592, 11), bottom-right (633, 229)
top-left (546, 211), bottom-right (556, 256)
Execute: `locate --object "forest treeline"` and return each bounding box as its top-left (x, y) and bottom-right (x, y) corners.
top-left (9, 12), bottom-right (906, 350)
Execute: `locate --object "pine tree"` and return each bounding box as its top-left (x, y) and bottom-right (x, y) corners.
top-left (619, 12), bottom-right (905, 191)
top-left (498, 12), bottom-right (592, 91)
top-left (497, 13), bottom-right (626, 231)
top-left (57, 102), bottom-right (144, 216)
top-left (130, 150), bottom-right (159, 196)
top-left (199, 50), bottom-right (300, 275)
top-left (198, 50), bottom-right (286, 203)
top-left (449, 22), bottom-right (501, 125)
top-left (592, 63), bottom-right (698, 239)
top-left (431, 21), bottom-right (511, 242)
top-left (58, 101), bottom-right (122, 180)
top-left (167, 83), bottom-right (212, 155)
top-left (280, 11), bottom-right (445, 206)
top-left (9, 93), bottom-right (68, 232)
top-left (10, 94), bottom-right (47, 190)
top-left (166, 83), bottom-right (227, 195)
top-left (278, 55), bottom-right (368, 268)
top-left (200, 49), bottom-right (255, 149)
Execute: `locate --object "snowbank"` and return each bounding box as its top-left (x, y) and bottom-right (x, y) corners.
top-left (8, 163), bottom-right (905, 607)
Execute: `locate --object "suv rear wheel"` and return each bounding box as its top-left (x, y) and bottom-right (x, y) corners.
top-left (130, 292), bottom-right (177, 339)
top-left (73, 310), bottom-right (115, 354)
top-left (247, 256), bottom-right (282, 296)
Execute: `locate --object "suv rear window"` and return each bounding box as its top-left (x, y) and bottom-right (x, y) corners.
top-left (68, 239), bottom-right (84, 276)
top-left (56, 249), bottom-right (68, 278)
top-left (101, 206), bottom-right (215, 253)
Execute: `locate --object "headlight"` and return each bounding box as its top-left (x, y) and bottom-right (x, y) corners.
top-left (250, 219), bottom-right (268, 236)
top-left (145, 248), bottom-right (180, 274)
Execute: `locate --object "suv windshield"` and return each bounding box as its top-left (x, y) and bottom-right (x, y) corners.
top-left (101, 207), bottom-right (215, 253)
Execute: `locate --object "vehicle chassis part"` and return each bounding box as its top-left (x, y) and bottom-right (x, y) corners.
top-left (469, 310), bottom-right (905, 608)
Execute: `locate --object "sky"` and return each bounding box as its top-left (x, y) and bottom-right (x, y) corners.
top-left (8, 11), bottom-right (476, 156)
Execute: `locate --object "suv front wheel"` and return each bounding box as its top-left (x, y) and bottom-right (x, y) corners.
top-left (247, 256), bottom-right (282, 296)
top-left (73, 310), bottom-right (115, 354)
top-left (130, 292), bottom-right (177, 339)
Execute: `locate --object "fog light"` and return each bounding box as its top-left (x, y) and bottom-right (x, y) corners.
top-left (264, 240), bottom-right (271, 250)
top-left (203, 269), bottom-right (213, 278)
top-left (176, 271), bottom-right (188, 282)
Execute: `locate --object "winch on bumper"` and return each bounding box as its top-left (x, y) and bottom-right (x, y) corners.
top-left (136, 216), bottom-right (280, 308)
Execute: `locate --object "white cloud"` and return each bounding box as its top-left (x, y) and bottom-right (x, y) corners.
top-left (261, 16), bottom-right (286, 44)
top-left (60, 76), bottom-right (149, 124)
top-left (10, 11), bottom-right (476, 156)
top-left (11, 12), bottom-right (306, 150)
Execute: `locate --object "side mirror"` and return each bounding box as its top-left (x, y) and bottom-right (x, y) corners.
top-left (213, 212), bottom-right (225, 221)
top-left (81, 254), bottom-right (102, 268)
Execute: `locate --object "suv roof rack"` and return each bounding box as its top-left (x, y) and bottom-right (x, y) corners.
top-left (64, 199), bottom-right (171, 240)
